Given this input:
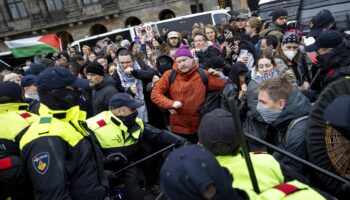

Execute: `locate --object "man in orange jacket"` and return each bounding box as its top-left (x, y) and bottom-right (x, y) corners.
top-left (151, 45), bottom-right (225, 143)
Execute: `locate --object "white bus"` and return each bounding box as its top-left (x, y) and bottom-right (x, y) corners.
top-left (71, 10), bottom-right (231, 52)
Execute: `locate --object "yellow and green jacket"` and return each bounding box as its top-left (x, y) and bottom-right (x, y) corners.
top-left (216, 152), bottom-right (284, 199)
top-left (19, 104), bottom-right (108, 200)
top-left (86, 111), bottom-right (144, 157)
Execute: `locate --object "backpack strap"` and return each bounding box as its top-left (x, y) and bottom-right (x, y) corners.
top-left (197, 68), bottom-right (208, 89)
top-left (168, 68), bottom-right (208, 89)
top-left (168, 69), bottom-right (177, 85)
top-left (285, 115), bottom-right (308, 142)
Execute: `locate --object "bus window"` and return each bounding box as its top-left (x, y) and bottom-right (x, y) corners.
top-left (213, 14), bottom-right (229, 25)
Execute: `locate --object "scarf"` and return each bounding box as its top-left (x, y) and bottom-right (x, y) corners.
top-left (251, 67), bottom-right (278, 84)
top-left (116, 62), bottom-right (148, 122)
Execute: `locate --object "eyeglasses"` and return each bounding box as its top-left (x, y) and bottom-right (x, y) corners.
top-left (119, 61), bottom-right (133, 65)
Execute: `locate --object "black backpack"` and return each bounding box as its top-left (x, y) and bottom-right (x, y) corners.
top-left (168, 68), bottom-right (223, 117)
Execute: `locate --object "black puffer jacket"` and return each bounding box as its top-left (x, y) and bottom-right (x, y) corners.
top-left (195, 46), bottom-right (221, 69)
top-left (91, 76), bottom-right (118, 115)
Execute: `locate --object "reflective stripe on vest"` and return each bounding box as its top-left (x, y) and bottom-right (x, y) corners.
top-left (19, 114), bottom-right (85, 150)
top-left (87, 111), bottom-right (144, 149)
top-left (259, 180), bottom-right (326, 200)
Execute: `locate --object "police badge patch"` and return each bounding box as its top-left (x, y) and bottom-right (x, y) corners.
top-left (32, 152), bottom-right (49, 175)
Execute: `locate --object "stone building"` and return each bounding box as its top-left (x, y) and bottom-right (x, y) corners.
top-left (0, 0), bottom-right (248, 52)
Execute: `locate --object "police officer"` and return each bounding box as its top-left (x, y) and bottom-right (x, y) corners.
top-left (19, 67), bottom-right (108, 199)
top-left (0, 82), bottom-right (37, 200)
top-left (87, 92), bottom-right (188, 200)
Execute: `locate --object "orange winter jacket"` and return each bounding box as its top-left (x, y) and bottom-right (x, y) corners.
top-left (151, 63), bottom-right (225, 134)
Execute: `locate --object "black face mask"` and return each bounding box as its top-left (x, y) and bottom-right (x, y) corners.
top-left (40, 88), bottom-right (81, 110)
top-left (316, 52), bottom-right (333, 68)
top-left (118, 111), bottom-right (138, 128)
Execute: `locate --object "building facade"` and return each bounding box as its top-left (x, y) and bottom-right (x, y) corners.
top-left (0, 0), bottom-right (248, 52)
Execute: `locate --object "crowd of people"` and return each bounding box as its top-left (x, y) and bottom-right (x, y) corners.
top-left (1, 6), bottom-right (350, 200)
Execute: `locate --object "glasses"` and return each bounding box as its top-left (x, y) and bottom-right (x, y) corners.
top-left (119, 61), bottom-right (133, 65)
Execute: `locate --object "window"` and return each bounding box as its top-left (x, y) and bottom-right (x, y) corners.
top-left (214, 14), bottom-right (229, 25)
top-left (6, 0), bottom-right (28, 20)
top-left (217, 0), bottom-right (232, 9)
top-left (83, 0), bottom-right (99, 5)
top-left (45, 0), bottom-right (63, 11)
top-left (190, 3), bottom-right (203, 14)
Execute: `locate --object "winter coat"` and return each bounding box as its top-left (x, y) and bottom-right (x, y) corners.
top-left (151, 63), bottom-right (225, 134)
top-left (195, 46), bottom-right (221, 69)
top-left (259, 25), bottom-right (283, 41)
top-left (319, 44), bottom-right (350, 88)
top-left (272, 91), bottom-right (312, 174)
top-left (91, 76), bottom-right (118, 115)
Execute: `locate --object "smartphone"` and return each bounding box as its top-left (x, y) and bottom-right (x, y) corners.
top-left (226, 38), bottom-right (234, 46)
top-left (240, 49), bottom-right (248, 57)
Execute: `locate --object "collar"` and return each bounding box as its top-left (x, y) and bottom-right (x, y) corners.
top-left (39, 104), bottom-right (88, 134)
top-left (108, 111), bottom-right (141, 133)
top-left (0, 103), bottom-right (29, 113)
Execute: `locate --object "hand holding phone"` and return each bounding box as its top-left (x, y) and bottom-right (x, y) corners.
top-left (240, 49), bottom-right (248, 58)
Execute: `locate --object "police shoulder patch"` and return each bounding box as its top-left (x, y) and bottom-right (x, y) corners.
top-left (20, 112), bottom-right (32, 119)
top-left (32, 152), bottom-right (50, 175)
top-left (97, 119), bottom-right (107, 127)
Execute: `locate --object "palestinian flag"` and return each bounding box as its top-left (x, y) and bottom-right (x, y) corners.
top-left (5, 34), bottom-right (62, 58)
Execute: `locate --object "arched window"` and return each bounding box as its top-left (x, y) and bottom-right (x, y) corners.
top-left (90, 24), bottom-right (108, 36)
top-left (159, 9), bottom-right (176, 20)
top-left (56, 31), bottom-right (74, 50)
top-left (6, 0), bottom-right (28, 20)
top-left (125, 17), bottom-right (141, 28)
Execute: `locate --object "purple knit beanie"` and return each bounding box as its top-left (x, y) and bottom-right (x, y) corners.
top-left (174, 45), bottom-right (193, 59)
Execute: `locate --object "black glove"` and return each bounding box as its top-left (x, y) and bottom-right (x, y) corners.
top-left (104, 152), bottom-right (129, 171)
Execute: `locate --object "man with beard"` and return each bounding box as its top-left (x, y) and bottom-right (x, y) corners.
top-left (259, 7), bottom-right (288, 41)
top-left (18, 67), bottom-right (108, 199)
top-left (306, 30), bottom-right (350, 89)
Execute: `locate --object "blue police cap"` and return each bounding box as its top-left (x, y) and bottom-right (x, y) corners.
top-left (109, 93), bottom-right (143, 109)
top-left (36, 67), bottom-right (89, 94)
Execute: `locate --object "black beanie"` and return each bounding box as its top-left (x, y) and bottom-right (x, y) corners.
top-left (270, 7), bottom-right (288, 22)
top-left (0, 81), bottom-right (23, 103)
top-left (85, 62), bottom-right (104, 76)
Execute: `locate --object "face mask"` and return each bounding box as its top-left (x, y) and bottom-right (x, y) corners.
top-left (283, 50), bottom-right (298, 61)
top-left (256, 104), bottom-right (282, 124)
top-left (316, 52), bottom-right (332, 68)
top-left (25, 93), bottom-right (40, 101)
top-left (246, 53), bottom-right (255, 70)
top-left (40, 88), bottom-right (81, 110)
top-left (118, 111), bottom-right (138, 128)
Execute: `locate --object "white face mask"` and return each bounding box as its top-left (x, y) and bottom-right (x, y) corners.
top-left (283, 50), bottom-right (298, 61)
